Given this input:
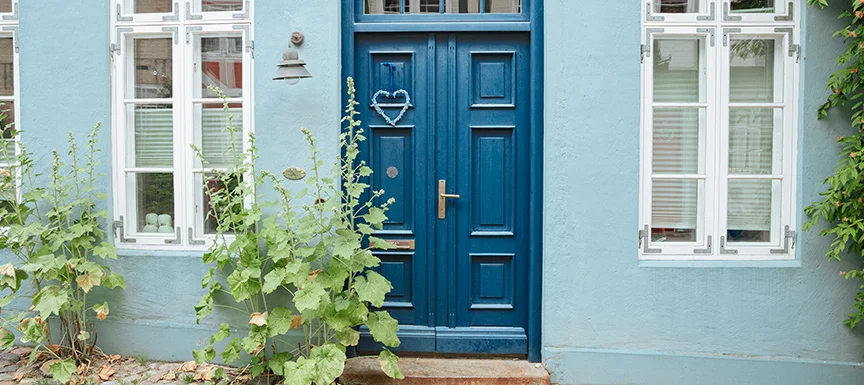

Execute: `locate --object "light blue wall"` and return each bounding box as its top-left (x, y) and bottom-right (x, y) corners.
top-left (11, 1), bottom-right (864, 384)
top-left (543, 2), bottom-right (864, 384)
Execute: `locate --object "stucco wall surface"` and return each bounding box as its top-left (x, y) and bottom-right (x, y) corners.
top-left (12, 0), bottom-right (341, 361)
top-left (542, 2), bottom-right (864, 384)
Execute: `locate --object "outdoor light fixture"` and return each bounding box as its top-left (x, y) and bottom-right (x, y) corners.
top-left (273, 32), bottom-right (312, 85)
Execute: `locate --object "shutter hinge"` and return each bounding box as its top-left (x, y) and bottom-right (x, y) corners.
top-left (110, 43), bottom-right (120, 56)
top-left (112, 216), bottom-right (136, 244)
top-left (720, 236), bottom-right (738, 255)
top-left (791, 43), bottom-right (801, 63)
top-left (770, 225), bottom-right (796, 255)
top-left (640, 44), bottom-right (649, 64)
top-left (189, 227), bottom-right (206, 246)
top-left (165, 227), bottom-right (181, 244)
top-left (639, 225), bottom-right (662, 254)
top-left (694, 235), bottom-right (713, 254)
top-left (246, 40), bottom-right (255, 56)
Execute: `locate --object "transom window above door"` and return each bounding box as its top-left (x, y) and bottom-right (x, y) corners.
top-left (364, 0), bottom-right (521, 14)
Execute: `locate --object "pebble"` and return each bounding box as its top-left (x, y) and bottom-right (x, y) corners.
top-left (0, 373), bottom-right (11, 381)
top-left (10, 347), bottom-right (32, 357)
top-left (0, 365), bottom-right (16, 374)
top-left (0, 353), bottom-right (17, 362)
top-left (101, 381), bottom-right (119, 385)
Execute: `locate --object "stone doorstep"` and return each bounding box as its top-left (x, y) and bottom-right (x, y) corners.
top-left (339, 357), bottom-right (550, 385)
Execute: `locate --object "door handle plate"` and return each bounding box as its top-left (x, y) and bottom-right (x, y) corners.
top-left (438, 179), bottom-right (460, 220)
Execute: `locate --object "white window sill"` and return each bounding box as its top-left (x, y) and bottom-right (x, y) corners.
top-left (638, 258), bottom-right (801, 268)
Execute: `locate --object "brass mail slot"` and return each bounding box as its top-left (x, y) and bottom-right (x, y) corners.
top-left (370, 239), bottom-right (415, 250)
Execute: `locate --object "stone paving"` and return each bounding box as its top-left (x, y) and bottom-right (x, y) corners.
top-left (0, 347), bottom-right (268, 385)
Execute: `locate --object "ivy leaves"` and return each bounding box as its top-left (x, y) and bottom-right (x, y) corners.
top-left (806, 1), bottom-right (864, 329)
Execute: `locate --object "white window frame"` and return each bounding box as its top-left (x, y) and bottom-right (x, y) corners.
top-left (645, 1), bottom-right (793, 24)
top-left (0, 0), bottom-right (19, 203)
top-left (640, 1), bottom-right (799, 261)
top-left (111, 0), bottom-right (253, 249)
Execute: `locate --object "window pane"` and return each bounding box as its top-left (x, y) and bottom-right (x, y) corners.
top-left (653, 108), bottom-right (705, 174)
top-left (654, 0), bottom-right (703, 13)
top-left (0, 1), bottom-right (11, 13)
top-left (125, 0), bottom-right (173, 13)
top-left (0, 102), bottom-right (13, 158)
top-left (202, 172), bottom-right (242, 234)
top-left (198, 36), bottom-right (243, 98)
top-left (134, 173), bottom-right (174, 233)
top-left (131, 38), bottom-right (173, 99)
top-left (198, 104), bottom-right (243, 168)
top-left (197, 0), bottom-right (243, 12)
top-left (365, 0), bottom-right (400, 13)
top-left (730, 0), bottom-right (775, 13)
top-left (129, 104), bottom-right (173, 168)
top-left (729, 108), bottom-right (782, 175)
top-left (653, 39), bottom-right (705, 103)
top-left (730, 38), bottom-right (779, 103)
top-left (727, 179), bottom-right (779, 242)
top-left (0, 38), bottom-right (13, 97)
top-left (406, 0), bottom-right (441, 13)
top-left (651, 179), bottom-right (701, 242)
top-left (484, 0), bottom-right (520, 13)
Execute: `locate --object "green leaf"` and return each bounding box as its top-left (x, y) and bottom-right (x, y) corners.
top-left (268, 307), bottom-right (294, 337)
top-left (210, 323), bottom-right (231, 344)
top-left (366, 311), bottom-right (400, 347)
top-left (354, 271), bottom-right (392, 307)
top-left (0, 328), bottom-right (14, 350)
top-left (195, 292), bottom-right (214, 323)
top-left (268, 352), bottom-right (295, 376)
top-left (293, 282), bottom-right (326, 313)
top-left (193, 346), bottom-right (216, 364)
top-left (262, 267), bottom-right (287, 294)
top-left (93, 243), bottom-right (118, 259)
top-left (241, 326), bottom-right (266, 354)
top-left (333, 229), bottom-right (361, 259)
top-left (283, 358), bottom-right (316, 385)
top-left (226, 267), bottom-right (261, 302)
top-left (309, 344), bottom-right (346, 385)
top-left (32, 286), bottom-right (69, 317)
top-left (76, 268), bottom-right (104, 293)
top-left (0, 293), bottom-right (14, 309)
top-left (103, 273), bottom-right (127, 289)
top-left (48, 358), bottom-right (77, 384)
top-left (221, 338), bottom-right (241, 364)
top-left (363, 207), bottom-right (387, 228)
top-left (378, 349), bottom-right (404, 379)
top-left (201, 267), bottom-right (215, 289)
top-left (336, 328), bottom-right (360, 346)
top-left (18, 318), bottom-right (46, 344)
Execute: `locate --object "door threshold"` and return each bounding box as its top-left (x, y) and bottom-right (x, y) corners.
top-left (340, 357), bottom-right (549, 385)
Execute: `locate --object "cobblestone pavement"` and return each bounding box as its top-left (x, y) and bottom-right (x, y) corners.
top-left (0, 346), bottom-right (268, 385)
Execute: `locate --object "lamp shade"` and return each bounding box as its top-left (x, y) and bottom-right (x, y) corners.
top-left (273, 46), bottom-right (312, 81)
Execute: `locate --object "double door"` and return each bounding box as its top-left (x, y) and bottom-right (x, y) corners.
top-left (354, 32), bottom-right (531, 355)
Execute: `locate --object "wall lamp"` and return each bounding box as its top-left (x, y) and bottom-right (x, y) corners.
top-left (273, 32), bottom-right (312, 85)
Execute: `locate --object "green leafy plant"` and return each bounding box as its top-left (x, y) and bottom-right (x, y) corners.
top-left (193, 78), bottom-right (402, 384)
top-left (0, 118), bottom-right (126, 384)
top-left (805, 0), bottom-right (864, 329)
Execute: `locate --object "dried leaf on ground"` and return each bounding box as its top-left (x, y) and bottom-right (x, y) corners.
top-left (97, 365), bottom-right (115, 380)
top-left (160, 371), bottom-right (176, 381)
top-left (76, 363), bottom-right (87, 375)
top-left (178, 361), bottom-right (197, 372)
top-left (107, 354), bottom-right (121, 363)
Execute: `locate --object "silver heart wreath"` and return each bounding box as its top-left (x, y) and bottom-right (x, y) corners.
top-left (371, 89), bottom-right (412, 127)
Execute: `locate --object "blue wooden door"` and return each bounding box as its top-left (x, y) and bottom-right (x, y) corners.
top-left (355, 32), bottom-right (530, 355)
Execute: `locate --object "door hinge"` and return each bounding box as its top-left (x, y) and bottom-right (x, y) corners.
top-left (694, 235), bottom-right (713, 254)
top-left (112, 216), bottom-right (137, 244)
top-left (770, 225), bottom-right (796, 255)
top-left (639, 225), bottom-right (662, 254)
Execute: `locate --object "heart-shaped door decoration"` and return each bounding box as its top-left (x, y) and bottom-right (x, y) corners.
top-left (371, 89), bottom-right (412, 127)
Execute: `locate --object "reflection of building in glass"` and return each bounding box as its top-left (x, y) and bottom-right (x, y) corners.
top-left (132, 0), bottom-right (243, 13)
top-left (365, 0), bottom-right (521, 14)
top-left (134, 38), bottom-right (172, 99)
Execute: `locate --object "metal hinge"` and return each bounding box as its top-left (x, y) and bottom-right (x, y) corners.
top-left (186, 26), bottom-right (203, 44)
top-left (638, 225), bottom-right (662, 254)
top-left (790, 43), bottom-right (801, 63)
top-left (770, 225), bottom-right (796, 255)
top-left (165, 227), bottom-right (181, 245)
top-left (112, 216), bottom-right (137, 244)
top-left (163, 2), bottom-right (180, 21)
top-left (246, 40), bottom-right (255, 56)
top-left (641, 28), bottom-right (664, 64)
top-left (2, 1), bottom-right (17, 21)
top-left (188, 228), bottom-right (206, 246)
top-left (694, 235), bottom-right (713, 254)
top-left (720, 236), bottom-right (738, 255)
top-left (640, 44), bottom-right (649, 64)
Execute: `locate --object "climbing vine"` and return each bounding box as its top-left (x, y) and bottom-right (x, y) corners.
top-left (805, 0), bottom-right (864, 329)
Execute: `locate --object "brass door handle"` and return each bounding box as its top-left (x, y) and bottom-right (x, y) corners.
top-left (438, 179), bottom-right (460, 220)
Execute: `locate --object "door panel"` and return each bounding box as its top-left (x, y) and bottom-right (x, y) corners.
top-left (355, 32), bottom-right (530, 355)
